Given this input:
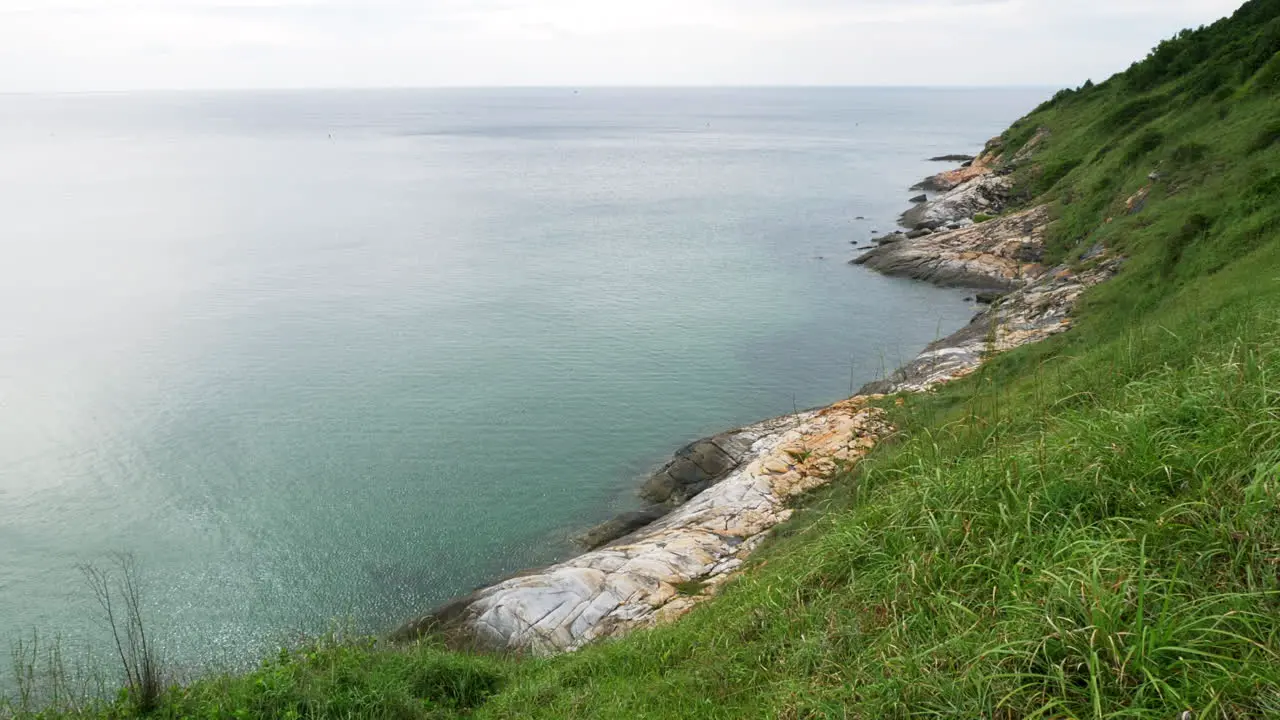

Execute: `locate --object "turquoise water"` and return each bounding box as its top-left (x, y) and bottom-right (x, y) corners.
top-left (0, 87), bottom-right (1045, 671)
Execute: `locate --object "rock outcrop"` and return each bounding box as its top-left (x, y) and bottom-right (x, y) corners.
top-left (861, 254), bottom-right (1121, 395)
top-left (900, 173), bottom-right (1011, 230)
top-left (573, 506), bottom-right (669, 551)
top-left (395, 401), bottom-right (892, 654)
top-left (574, 417), bottom-right (820, 551)
top-left (638, 425), bottom-right (779, 506)
top-left (913, 138), bottom-right (1003, 192)
top-left (854, 205), bottom-right (1052, 290)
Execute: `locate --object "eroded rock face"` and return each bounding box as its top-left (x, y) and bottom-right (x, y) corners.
top-left (395, 401), bottom-right (892, 654)
top-left (855, 205), bottom-right (1052, 290)
top-left (913, 138), bottom-right (1003, 192)
top-left (861, 255), bottom-right (1121, 395)
top-left (902, 173), bottom-right (1012, 231)
top-left (573, 507), bottom-right (669, 551)
top-left (638, 426), bottom-right (774, 506)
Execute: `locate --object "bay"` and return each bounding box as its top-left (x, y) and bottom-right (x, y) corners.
top-left (0, 87), bottom-right (1044, 672)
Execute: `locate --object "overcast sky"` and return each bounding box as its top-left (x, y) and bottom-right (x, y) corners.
top-left (0, 0), bottom-right (1245, 92)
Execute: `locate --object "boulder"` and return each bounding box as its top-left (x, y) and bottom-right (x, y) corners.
top-left (639, 429), bottom-right (759, 505)
top-left (909, 194), bottom-right (928, 204)
top-left (574, 506), bottom-right (670, 550)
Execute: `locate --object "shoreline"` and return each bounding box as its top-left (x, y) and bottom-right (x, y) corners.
top-left (393, 132), bottom-right (1119, 654)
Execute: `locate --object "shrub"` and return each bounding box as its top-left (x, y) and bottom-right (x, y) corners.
top-left (1103, 95), bottom-right (1167, 131)
top-left (1185, 66), bottom-right (1232, 101)
top-left (1247, 51), bottom-right (1280, 95)
top-left (1170, 142), bottom-right (1210, 165)
top-left (79, 555), bottom-right (164, 715)
top-left (1249, 120), bottom-right (1280, 153)
top-left (1002, 122), bottom-right (1044, 159)
top-left (1241, 173), bottom-right (1280, 214)
top-left (1123, 129), bottom-right (1165, 165)
top-left (1164, 213), bottom-right (1213, 275)
top-left (407, 655), bottom-right (504, 709)
top-left (1035, 158), bottom-right (1083, 195)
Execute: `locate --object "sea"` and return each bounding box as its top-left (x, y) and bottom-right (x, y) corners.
top-left (0, 87), bottom-right (1047, 676)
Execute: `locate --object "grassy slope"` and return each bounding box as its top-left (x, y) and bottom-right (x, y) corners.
top-left (9, 2), bottom-right (1280, 718)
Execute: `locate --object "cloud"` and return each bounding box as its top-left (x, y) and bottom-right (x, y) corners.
top-left (0, 0), bottom-right (1247, 91)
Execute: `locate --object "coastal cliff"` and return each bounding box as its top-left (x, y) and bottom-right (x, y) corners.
top-left (393, 135), bottom-right (1121, 654)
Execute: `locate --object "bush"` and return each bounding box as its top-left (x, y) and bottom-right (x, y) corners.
top-left (1164, 213), bottom-right (1213, 275)
top-left (408, 655), bottom-right (505, 709)
top-left (1170, 142), bottom-right (1210, 165)
top-left (1103, 95), bottom-right (1167, 131)
top-left (1241, 173), bottom-right (1280, 214)
top-left (1247, 51), bottom-right (1280, 95)
top-left (1184, 65), bottom-right (1232, 100)
top-left (1123, 129), bottom-right (1165, 165)
top-left (1249, 120), bottom-right (1280, 153)
top-left (1002, 122), bottom-right (1044, 159)
top-left (1035, 158), bottom-right (1083, 195)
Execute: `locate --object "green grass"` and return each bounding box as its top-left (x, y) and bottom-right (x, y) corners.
top-left (8, 1), bottom-right (1280, 717)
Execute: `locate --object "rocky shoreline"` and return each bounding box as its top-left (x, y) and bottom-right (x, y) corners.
top-left (393, 131), bottom-right (1119, 655)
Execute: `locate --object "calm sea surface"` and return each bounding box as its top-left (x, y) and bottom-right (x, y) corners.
top-left (0, 87), bottom-right (1045, 672)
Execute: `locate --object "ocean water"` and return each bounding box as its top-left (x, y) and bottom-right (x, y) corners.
top-left (0, 87), bottom-right (1045, 672)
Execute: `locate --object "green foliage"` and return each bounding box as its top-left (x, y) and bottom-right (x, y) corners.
top-left (1102, 95), bottom-right (1167, 131)
top-left (1249, 119), bottom-right (1280, 152)
top-left (1162, 212), bottom-right (1212, 275)
top-left (1033, 158), bottom-right (1083, 195)
top-left (1247, 51), bottom-right (1280, 94)
top-left (1123, 128), bottom-right (1165, 165)
top-left (1169, 141), bottom-right (1209, 165)
top-left (180, 638), bottom-right (505, 719)
top-left (1001, 120), bottom-right (1043, 160)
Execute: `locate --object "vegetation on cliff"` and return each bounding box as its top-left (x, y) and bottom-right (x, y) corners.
top-left (8, 0), bottom-right (1280, 717)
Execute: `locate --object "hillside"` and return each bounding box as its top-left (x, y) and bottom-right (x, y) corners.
top-left (8, 1), bottom-right (1280, 717)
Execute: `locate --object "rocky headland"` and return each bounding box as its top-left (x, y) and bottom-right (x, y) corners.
top-left (394, 131), bottom-right (1118, 656)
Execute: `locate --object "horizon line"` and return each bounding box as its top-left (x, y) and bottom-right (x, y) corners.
top-left (0, 83), bottom-right (1062, 97)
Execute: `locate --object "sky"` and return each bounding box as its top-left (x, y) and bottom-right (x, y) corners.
top-left (0, 0), bottom-right (1247, 92)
